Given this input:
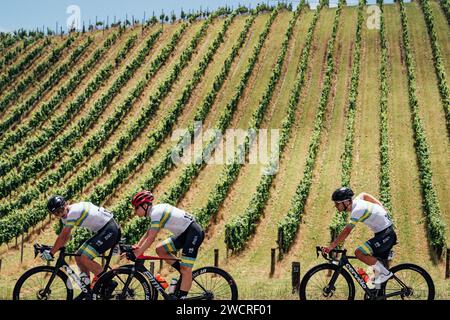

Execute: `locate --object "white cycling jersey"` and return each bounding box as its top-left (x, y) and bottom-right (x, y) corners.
top-left (63, 202), bottom-right (113, 233)
top-left (349, 196), bottom-right (392, 234)
top-left (148, 203), bottom-right (194, 237)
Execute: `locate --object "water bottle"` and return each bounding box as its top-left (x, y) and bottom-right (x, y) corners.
top-left (155, 274), bottom-right (169, 290)
top-left (357, 268), bottom-right (369, 283)
top-left (168, 278), bottom-right (178, 294)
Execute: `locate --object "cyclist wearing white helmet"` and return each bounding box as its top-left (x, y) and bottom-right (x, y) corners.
top-left (323, 187), bottom-right (397, 286)
top-left (129, 191), bottom-right (205, 299)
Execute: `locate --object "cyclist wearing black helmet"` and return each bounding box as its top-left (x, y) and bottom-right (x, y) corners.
top-left (323, 187), bottom-right (396, 286)
top-left (45, 195), bottom-right (121, 288)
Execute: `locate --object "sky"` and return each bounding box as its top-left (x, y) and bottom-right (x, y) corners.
top-left (0, 0), bottom-right (409, 34)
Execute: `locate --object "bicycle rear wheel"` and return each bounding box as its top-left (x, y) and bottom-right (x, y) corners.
top-left (92, 268), bottom-right (155, 300)
top-left (380, 263), bottom-right (435, 300)
top-left (299, 263), bottom-right (355, 300)
top-left (13, 266), bottom-right (73, 300)
top-left (189, 266), bottom-right (238, 300)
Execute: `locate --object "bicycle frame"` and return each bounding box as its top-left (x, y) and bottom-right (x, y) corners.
top-left (118, 256), bottom-right (212, 300)
top-left (36, 244), bottom-right (117, 300)
top-left (322, 249), bottom-right (411, 300)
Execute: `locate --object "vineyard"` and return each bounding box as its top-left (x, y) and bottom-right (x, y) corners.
top-left (0, 0), bottom-right (448, 299)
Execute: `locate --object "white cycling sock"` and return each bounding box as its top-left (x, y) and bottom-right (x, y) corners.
top-left (373, 261), bottom-right (390, 275)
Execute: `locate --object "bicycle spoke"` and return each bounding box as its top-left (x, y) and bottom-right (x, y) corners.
top-left (19, 270), bottom-right (68, 300)
top-left (384, 269), bottom-right (431, 300)
top-left (303, 269), bottom-right (350, 300)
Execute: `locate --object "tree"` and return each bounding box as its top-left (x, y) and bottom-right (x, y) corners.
top-left (160, 11), bottom-right (166, 25)
top-left (171, 11), bottom-right (177, 24)
top-left (180, 8), bottom-right (186, 21)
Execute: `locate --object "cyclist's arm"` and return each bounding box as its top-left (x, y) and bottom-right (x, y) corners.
top-left (134, 229), bottom-right (158, 257)
top-left (50, 227), bottom-right (72, 256)
top-left (136, 233), bottom-right (148, 248)
top-left (330, 225), bottom-right (353, 249)
top-left (359, 192), bottom-right (384, 208)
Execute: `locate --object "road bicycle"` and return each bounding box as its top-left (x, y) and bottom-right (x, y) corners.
top-left (299, 246), bottom-right (435, 300)
top-left (13, 243), bottom-right (119, 300)
top-left (91, 244), bottom-right (239, 300)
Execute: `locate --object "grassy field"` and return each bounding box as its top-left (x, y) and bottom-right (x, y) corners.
top-left (0, 2), bottom-right (448, 300)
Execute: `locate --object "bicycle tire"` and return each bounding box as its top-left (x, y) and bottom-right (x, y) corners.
top-left (380, 263), bottom-right (435, 300)
top-left (299, 263), bottom-right (356, 300)
top-left (13, 266), bottom-right (73, 300)
top-left (92, 267), bottom-right (155, 300)
top-left (190, 266), bottom-right (238, 300)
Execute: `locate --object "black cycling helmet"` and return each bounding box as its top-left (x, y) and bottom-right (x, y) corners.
top-left (331, 187), bottom-right (354, 202)
top-left (47, 195), bottom-right (66, 214)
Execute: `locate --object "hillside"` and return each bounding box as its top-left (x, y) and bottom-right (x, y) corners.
top-left (0, 0), bottom-right (448, 300)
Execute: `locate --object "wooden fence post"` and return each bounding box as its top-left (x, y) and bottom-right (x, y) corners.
top-left (214, 249), bottom-right (219, 267)
top-left (292, 262), bottom-right (301, 294)
top-left (270, 248), bottom-right (276, 276)
top-left (150, 262), bottom-right (155, 275)
top-left (446, 248), bottom-right (450, 279)
top-left (277, 229), bottom-right (283, 261)
top-left (159, 259), bottom-right (163, 272)
top-left (0, 259), bottom-right (2, 273)
top-left (20, 233), bottom-right (24, 264)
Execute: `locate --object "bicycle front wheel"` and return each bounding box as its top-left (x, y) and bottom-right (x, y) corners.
top-left (13, 266), bottom-right (73, 300)
top-left (92, 268), bottom-right (154, 300)
top-left (190, 266), bottom-right (238, 300)
top-left (380, 263), bottom-right (435, 300)
top-left (299, 263), bottom-right (355, 300)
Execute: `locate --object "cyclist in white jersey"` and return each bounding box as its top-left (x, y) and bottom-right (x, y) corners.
top-left (43, 195), bottom-right (121, 287)
top-left (323, 187), bottom-right (397, 285)
top-left (129, 190), bottom-right (205, 299)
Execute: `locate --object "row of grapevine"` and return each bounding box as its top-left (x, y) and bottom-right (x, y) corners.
top-left (0, 38), bottom-right (97, 153)
top-left (0, 28), bottom-right (182, 183)
top-left (377, 0), bottom-right (393, 216)
top-left (94, 8), bottom-right (258, 229)
top-left (440, 0), bottom-right (450, 25)
top-left (0, 38), bottom-right (71, 114)
top-left (419, 0), bottom-right (450, 138)
top-left (122, 6), bottom-right (281, 244)
top-left (224, 1), bottom-right (322, 252)
top-left (0, 38), bottom-right (51, 92)
top-left (0, 29), bottom-right (165, 202)
top-left (0, 36), bottom-right (39, 71)
top-left (276, 0), bottom-right (344, 254)
top-left (329, 0), bottom-right (365, 240)
top-left (0, 32), bottom-right (122, 155)
top-left (66, 9), bottom-right (254, 250)
top-left (0, 38), bottom-right (92, 137)
top-left (0, 32), bottom-right (157, 217)
top-left (0, 34), bottom-right (21, 53)
top-left (398, 0), bottom-right (446, 256)
top-left (0, 27), bottom-right (164, 244)
top-left (114, 34), bottom-right (138, 66)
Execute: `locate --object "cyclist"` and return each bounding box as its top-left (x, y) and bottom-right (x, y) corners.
top-left (323, 187), bottom-right (397, 286)
top-left (129, 190), bottom-right (205, 299)
top-left (43, 195), bottom-right (121, 289)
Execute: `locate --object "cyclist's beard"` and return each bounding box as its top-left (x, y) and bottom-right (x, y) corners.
top-left (145, 205), bottom-right (152, 218)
